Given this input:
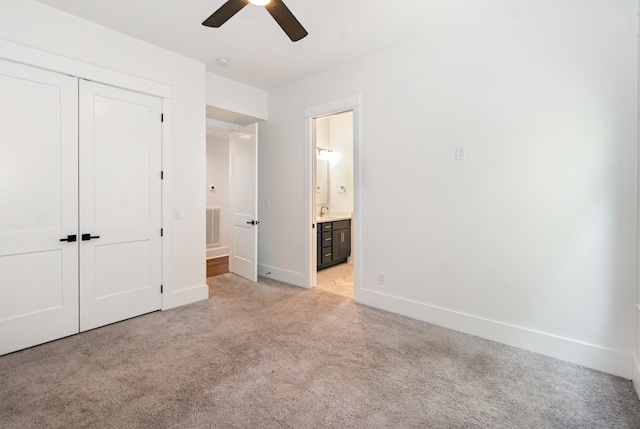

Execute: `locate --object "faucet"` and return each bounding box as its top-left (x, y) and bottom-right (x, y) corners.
top-left (320, 205), bottom-right (329, 217)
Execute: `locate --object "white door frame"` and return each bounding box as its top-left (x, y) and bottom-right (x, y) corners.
top-left (304, 95), bottom-right (361, 298)
top-left (205, 120), bottom-right (260, 282)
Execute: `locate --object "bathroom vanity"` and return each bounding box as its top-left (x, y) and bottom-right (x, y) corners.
top-left (317, 217), bottom-right (351, 270)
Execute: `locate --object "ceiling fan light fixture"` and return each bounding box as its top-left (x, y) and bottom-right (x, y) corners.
top-left (203, 0), bottom-right (307, 42)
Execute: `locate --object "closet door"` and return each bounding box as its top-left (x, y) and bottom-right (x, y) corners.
top-left (0, 59), bottom-right (79, 355)
top-left (79, 81), bottom-right (162, 332)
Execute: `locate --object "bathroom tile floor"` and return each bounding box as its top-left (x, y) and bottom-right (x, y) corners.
top-left (316, 261), bottom-right (354, 299)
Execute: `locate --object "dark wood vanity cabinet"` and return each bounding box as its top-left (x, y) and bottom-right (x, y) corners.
top-left (317, 219), bottom-right (351, 270)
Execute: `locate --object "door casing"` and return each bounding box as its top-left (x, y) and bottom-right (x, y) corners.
top-left (304, 95), bottom-right (361, 297)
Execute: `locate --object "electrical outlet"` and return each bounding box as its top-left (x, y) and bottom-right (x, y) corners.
top-left (455, 146), bottom-right (466, 160)
top-left (378, 272), bottom-right (387, 285)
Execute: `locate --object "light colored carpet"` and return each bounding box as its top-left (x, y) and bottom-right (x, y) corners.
top-left (1, 273), bottom-right (640, 428)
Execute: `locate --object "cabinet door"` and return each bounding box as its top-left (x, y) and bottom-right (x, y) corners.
top-left (0, 59), bottom-right (79, 355)
top-left (333, 228), bottom-right (351, 261)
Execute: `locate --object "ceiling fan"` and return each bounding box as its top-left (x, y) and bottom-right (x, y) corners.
top-left (202, 0), bottom-right (308, 42)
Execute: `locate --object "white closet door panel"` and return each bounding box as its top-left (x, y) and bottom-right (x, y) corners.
top-left (0, 251), bottom-right (64, 319)
top-left (94, 241), bottom-right (150, 299)
top-left (0, 76), bottom-right (62, 232)
top-left (93, 95), bottom-right (151, 227)
top-left (0, 59), bottom-right (79, 355)
top-left (79, 80), bottom-right (162, 332)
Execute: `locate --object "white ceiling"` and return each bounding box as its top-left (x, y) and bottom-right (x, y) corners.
top-left (33, 0), bottom-right (448, 90)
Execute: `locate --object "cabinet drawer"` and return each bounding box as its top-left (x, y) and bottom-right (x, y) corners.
top-left (321, 251), bottom-right (333, 264)
top-left (321, 232), bottom-right (332, 247)
top-left (333, 220), bottom-right (350, 230)
top-left (321, 222), bottom-right (333, 230)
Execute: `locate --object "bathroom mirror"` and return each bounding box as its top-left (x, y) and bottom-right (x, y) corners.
top-left (316, 159), bottom-right (329, 205)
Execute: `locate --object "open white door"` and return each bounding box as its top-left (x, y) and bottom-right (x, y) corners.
top-left (0, 59), bottom-right (79, 355)
top-left (79, 80), bottom-right (163, 332)
top-left (230, 124), bottom-right (258, 282)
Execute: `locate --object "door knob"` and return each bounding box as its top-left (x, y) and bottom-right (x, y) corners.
top-left (81, 233), bottom-right (101, 241)
top-left (60, 234), bottom-right (77, 242)
top-left (246, 220), bottom-right (260, 225)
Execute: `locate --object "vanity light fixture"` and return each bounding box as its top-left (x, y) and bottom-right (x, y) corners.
top-left (316, 147), bottom-right (333, 161)
top-left (249, 0), bottom-right (271, 5)
top-left (317, 147), bottom-right (342, 165)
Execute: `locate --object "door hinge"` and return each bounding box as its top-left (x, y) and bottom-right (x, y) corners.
top-left (161, 171), bottom-right (164, 180)
top-left (161, 228), bottom-right (164, 237)
top-left (161, 114), bottom-right (164, 122)
top-left (161, 285), bottom-right (164, 294)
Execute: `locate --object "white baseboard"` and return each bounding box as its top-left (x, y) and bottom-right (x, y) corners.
top-left (206, 247), bottom-right (229, 259)
top-left (258, 264), bottom-right (307, 288)
top-left (162, 283), bottom-right (209, 311)
top-left (634, 358), bottom-right (640, 400)
top-left (357, 288), bottom-right (633, 379)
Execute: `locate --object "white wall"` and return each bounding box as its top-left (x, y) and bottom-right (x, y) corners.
top-left (206, 131), bottom-right (231, 256)
top-left (635, 0), bottom-right (640, 397)
top-left (260, 0), bottom-right (638, 378)
top-left (0, 0), bottom-right (207, 308)
top-left (206, 72), bottom-right (268, 120)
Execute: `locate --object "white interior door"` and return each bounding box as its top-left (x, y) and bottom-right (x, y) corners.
top-left (79, 80), bottom-right (162, 332)
top-left (230, 124), bottom-right (258, 282)
top-left (0, 59), bottom-right (79, 355)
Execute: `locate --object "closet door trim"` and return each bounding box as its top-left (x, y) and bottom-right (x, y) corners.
top-left (0, 38), bottom-right (171, 100)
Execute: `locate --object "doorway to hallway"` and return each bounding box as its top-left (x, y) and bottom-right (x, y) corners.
top-left (205, 122), bottom-right (259, 282)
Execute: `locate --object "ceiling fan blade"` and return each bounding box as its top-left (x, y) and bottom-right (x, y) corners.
top-left (202, 0), bottom-right (250, 28)
top-left (265, 0), bottom-right (308, 42)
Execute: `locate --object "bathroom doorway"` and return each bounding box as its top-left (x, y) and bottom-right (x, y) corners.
top-left (305, 95), bottom-right (360, 300)
top-left (314, 111), bottom-right (354, 298)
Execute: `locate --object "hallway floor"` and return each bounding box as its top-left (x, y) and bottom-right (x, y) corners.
top-left (316, 261), bottom-right (353, 299)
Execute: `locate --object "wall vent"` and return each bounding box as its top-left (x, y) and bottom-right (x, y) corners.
top-left (206, 208), bottom-right (221, 247)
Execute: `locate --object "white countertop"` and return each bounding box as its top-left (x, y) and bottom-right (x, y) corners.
top-left (316, 214), bottom-right (352, 223)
